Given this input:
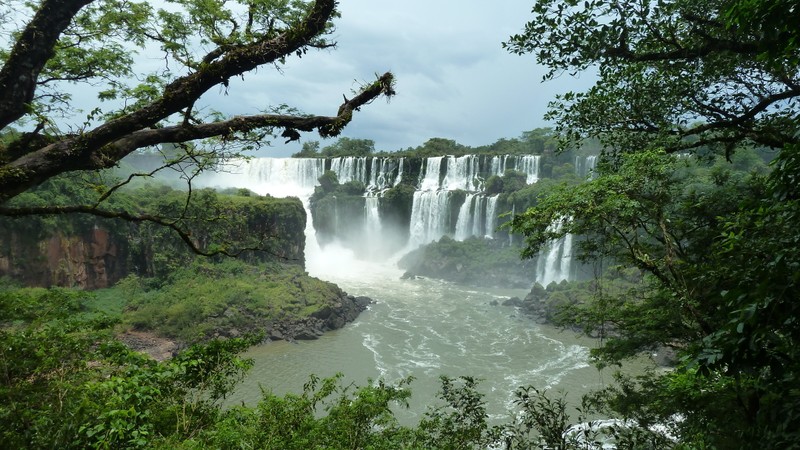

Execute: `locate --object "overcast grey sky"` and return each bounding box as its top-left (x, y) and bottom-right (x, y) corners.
top-left (212, 0), bottom-right (595, 156)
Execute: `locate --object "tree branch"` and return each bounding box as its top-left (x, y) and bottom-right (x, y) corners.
top-left (0, 0), bottom-right (395, 205)
top-left (0, 0), bottom-right (93, 128)
top-left (106, 72), bottom-right (395, 154)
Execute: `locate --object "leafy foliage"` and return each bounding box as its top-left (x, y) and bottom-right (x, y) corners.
top-left (119, 259), bottom-right (345, 343)
top-left (506, 0), bottom-right (800, 154)
top-left (0, 286), bottom-right (255, 449)
top-left (507, 0), bottom-right (800, 444)
top-left (320, 137), bottom-right (376, 157)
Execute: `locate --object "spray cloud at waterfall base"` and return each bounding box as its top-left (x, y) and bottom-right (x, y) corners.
top-left (200, 154), bottom-right (598, 288)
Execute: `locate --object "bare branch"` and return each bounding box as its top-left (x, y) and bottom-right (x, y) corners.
top-left (0, 71), bottom-right (394, 203)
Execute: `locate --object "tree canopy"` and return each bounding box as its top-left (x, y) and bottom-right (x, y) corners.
top-left (0, 0), bottom-right (394, 245)
top-left (508, 0), bottom-right (800, 446)
top-left (505, 0), bottom-right (800, 155)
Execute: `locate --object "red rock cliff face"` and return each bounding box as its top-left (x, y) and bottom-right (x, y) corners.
top-left (0, 227), bottom-right (128, 289)
top-left (0, 194), bottom-right (306, 290)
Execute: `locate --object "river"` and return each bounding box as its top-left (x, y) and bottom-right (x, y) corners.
top-left (226, 241), bottom-right (610, 422)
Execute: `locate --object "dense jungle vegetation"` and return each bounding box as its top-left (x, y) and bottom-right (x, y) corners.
top-left (2, 0), bottom-right (800, 448)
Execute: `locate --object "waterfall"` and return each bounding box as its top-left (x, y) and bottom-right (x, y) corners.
top-left (320, 156), bottom-right (407, 192)
top-left (203, 155), bottom-right (572, 280)
top-left (489, 155), bottom-right (508, 177)
top-left (368, 157), bottom-right (381, 190)
top-left (454, 194), bottom-right (476, 241)
top-left (212, 157), bottom-right (325, 197)
top-left (409, 190), bottom-right (451, 247)
top-left (485, 195), bottom-right (499, 238)
top-left (330, 156), bottom-right (368, 184)
top-left (575, 155), bottom-right (598, 179)
top-left (394, 158), bottom-right (404, 186)
top-left (586, 155), bottom-right (597, 179)
top-left (412, 155), bottom-right (487, 247)
top-left (535, 220), bottom-right (574, 286)
top-left (454, 194), bottom-right (499, 240)
top-left (515, 155), bottom-right (540, 184)
top-left (471, 195), bottom-right (486, 238)
top-left (418, 156), bottom-right (444, 191)
top-left (367, 157), bottom-right (393, 192)
top-left (442, 155), bottom-right (481, 191)
top-left (364, 194), bottom-right (381, 247)
top-left (472, 195), bottom-right (486, 237)
top-left (333, 196), bottom-right (339, 235)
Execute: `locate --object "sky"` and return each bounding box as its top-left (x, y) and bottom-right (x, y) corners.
top-left (211, 0), bottom-right (596, 156)
top-left (27, 0), bottom-right (596, 157)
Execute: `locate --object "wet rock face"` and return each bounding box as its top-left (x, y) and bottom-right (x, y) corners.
top-left (0, 196), bottom-right (306, 289)
top-left (0, 229), bottom-right (126, 289)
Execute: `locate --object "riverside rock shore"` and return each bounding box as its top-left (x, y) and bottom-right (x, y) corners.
top-left (121, 293), bottom-right (373, 360)
top-left (264, 294), bottom-right (372, 342)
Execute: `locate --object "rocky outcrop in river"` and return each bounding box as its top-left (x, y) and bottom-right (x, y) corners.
top-left (265, 295), bottom-right (372, 342)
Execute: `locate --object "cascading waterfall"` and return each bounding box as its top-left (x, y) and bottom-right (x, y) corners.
top-left (364, 195), bottom-right (381, 248)
top-left (470, 195), bottom-right (487, 238)
top-left (330, 156), bottom-right (368, 184)
top-left (586, 155), bottom-right (598, 179)
top-left (515, 155), bottom-right (540, 184)
top-left (367, 157), bottom-right (382, 190)
top-left (325, 156), bottom-right (404, 193)
top-left (211, 157), bottom-right (324, 197)
top-left (535, 220), bottom-right (574, 286)
top-left (366, 157), bottom-right (401, 192)
top-left (418, 156), bottom-right (444, 191)
top-left (575, 155), bottom-right (598, 179)
top-left (408, 156), bottom-right (451, 247)
top-left (442, 155), bottom-right (481, 191)
top-left (394, 158), bottom-right (404, 186)
top-left (204, 154), bottom-right (575, 284)
top-left (333, 196), bottom-right (339, 236)
top-left (485, 195), bottom-right (499, 238)
top-left (409, 190), bottom-right (451, 247)
top-left (454, 194), bottom-right (476, 241)
top-left (489, 155), bottom-right (509, 177)
top-left (453, 194), bottom-right (500, 240)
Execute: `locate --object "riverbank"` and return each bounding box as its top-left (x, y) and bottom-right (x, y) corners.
top-left (118, 292), bottom-right (371, 360)
top-left (100, 260), bottom-right (373, 355)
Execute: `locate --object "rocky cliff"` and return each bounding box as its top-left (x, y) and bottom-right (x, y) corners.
top-left (398, 236), bottom-right (537, 288)
top-left (263, 294), bottom-right (372, 342)
top-left (0, 188), bottom-right (306, 289)
top-left (0, 228), bottom-right (127, 289)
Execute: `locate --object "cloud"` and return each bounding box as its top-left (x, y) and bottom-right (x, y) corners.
top-left (225, 0), bottom-right (598, 156)
top-left (55, 1), bottom-right (596, 156)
